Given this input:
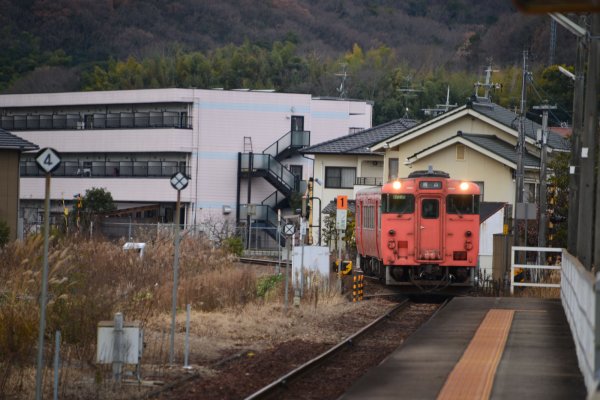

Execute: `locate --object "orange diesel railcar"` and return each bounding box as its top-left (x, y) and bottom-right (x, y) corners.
top-left (355, 169), bottom-right (480, 289)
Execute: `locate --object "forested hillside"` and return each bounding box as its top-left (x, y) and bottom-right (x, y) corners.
top-left (0, 0), bottom-right (577, 124)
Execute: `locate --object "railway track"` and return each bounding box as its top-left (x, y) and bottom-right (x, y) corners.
top-left (243, 298), bottom-right (445, 400)
top-left (238, 257), bottom-right (287, 266)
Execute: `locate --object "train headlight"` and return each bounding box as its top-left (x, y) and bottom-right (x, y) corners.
top-left (392, 180), bottom-right (401, 190)
top-left (459, 182), bottom-right (469, 190)
top-left (465, 230), bottom-right (472, 237)
top-left (389, 229), bottom-right (396, 236)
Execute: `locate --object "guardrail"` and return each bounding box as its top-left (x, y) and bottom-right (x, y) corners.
top-left (510, 246), bottom-right (563, 294)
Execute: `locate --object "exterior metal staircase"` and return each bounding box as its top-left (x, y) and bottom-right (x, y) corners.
top-left (263, 130), bottom-right (310, 160)
top-left (238, 130), bottom-right (310, 246)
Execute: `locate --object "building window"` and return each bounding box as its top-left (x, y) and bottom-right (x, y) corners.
top-left (325, 167), bottom-right (356, 189)
top-left (289, 165), bottom-right (303, 192)
top-left (349, 127), bottom-right (364, 134)
top-left (456, 144), bottom-right (465, 160)
top-left (291, 116), bottom-right (304, 132)
top-left (524, 182), bottom-right (537, 203)
top-left (388, 158), bottom-right (399, 181)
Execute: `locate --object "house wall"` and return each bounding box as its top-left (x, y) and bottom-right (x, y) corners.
top-left (479, 208), bottom-right (505, 279)
top-left (358, 159), bottom-right (383, 178)
top-left (404, 145), bottom-right (515, 204)
top-left (0, 150), bottom-right (20, 240)
top-left (383, 113), bottom-right (534, 205)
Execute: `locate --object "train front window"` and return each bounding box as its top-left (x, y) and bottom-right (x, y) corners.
top-left (421, 199), bottom-right (439, 219)
top-left (383, 194), bottom-right (414, 214)
top-left (446, 195), bottom-right (480, 215)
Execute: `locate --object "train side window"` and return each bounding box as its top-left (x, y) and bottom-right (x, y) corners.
top-left (422, 199), bottom-right (439, 219)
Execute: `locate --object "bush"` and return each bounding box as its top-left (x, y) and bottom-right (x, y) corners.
top-left (0, 220), bottom-right (9, 247)
top-left (256, 274), bottom-right (283, 299)
top-left (222, 236), bottom-right (244, 256)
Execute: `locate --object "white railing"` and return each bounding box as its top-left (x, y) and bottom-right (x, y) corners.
top-left (509, 247), bottom-right (600, 396)
top-left (510, 246), bottom-right (563, 294)
top-left (561, 250), bottom-right (599, 395)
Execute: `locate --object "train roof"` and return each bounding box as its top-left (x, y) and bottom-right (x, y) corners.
top-left (407, 170), bottom-right (450, 179)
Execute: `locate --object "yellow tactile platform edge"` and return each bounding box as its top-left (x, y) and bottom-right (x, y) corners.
top-left (437, 309), bottom-right (515, 400)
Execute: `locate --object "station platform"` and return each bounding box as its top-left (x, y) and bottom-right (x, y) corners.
top-left (340, 297), bottom-right (587, 400)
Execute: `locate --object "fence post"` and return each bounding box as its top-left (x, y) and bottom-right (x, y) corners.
top-left (184, 304), bottom-right (192, 369)
top-left (53, 331), bottom-right (61, 400)
top-left (113, 313), bottom-right (124, 383)
top-left (510, 247), bottom-right (516, 295)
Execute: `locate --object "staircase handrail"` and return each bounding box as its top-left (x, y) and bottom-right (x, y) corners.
top-left (239, 204), bottom-right (281, 228)
top-left (263, 130), bottom-right (310, 158)
top-left (262, 190), bottom-right (285, 209)
top-left (240, 153), bottom-right (297, 195)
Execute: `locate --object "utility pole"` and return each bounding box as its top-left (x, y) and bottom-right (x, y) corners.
top-left (533, 103), bottom-right (556, 249)
top-left (578, 14), bottom-right (599, 269)
top-left (514, 50), bottom-right (528, 246)
top-left (567, 15), bottom-right (587, 255)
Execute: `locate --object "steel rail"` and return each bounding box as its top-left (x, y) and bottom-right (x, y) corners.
top-left (244, 299), bottom-right (411, 400)
top-left (238, 257), bottom-right (285, 266)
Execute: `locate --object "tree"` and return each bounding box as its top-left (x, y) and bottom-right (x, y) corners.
top-left (547, 149), bottom-right (570, 248)
top-left (83, 187), bottom-right (116, 214)
top-left (78, 187), bottom-right (116, 230)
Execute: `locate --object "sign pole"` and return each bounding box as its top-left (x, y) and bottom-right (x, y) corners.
top-left (169, 189), bottom-right (181, 364)
top-left (336, 195), bottom-right (348, 295)
top-left (168, 172), bottom-right (189, 365)
top-left (33, 148), bottom-right (61, 400)
top-left (35, 173), bottom-right (52, 400)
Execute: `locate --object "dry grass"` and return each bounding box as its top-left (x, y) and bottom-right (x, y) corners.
top-left (514, 270), bottom-right (561, 299)
top-left (0, 233), bottom-right (358, 399)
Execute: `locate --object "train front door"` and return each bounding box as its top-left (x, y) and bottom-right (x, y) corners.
top-left (417, 198), bottom-right (441, 260)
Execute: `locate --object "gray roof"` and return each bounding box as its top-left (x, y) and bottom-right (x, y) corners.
top-left (408, 132), bottom-right (540, 168)
top-left (0, 129), bottom-right (38, 151)
top-left (480, 202), bottom-right (506, 223)
top-left (461, 133), bottom-right (540, 168)
top-left (301, 118), bottom-right (417, 155)
top-left (469, 98), bottom-right (570, 151)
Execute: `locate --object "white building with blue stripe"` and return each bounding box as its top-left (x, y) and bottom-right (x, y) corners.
top-left (0, 88), bottom-right (372, 236)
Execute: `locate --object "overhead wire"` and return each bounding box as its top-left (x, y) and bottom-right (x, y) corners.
top-left (528, 79), bottom-right (573, 126)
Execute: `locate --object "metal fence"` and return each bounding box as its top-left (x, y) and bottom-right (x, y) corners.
top-left (510, 246), bottom-right (563, 294)
top-left (1, 112), bottom-right (192, 131)
top-left (97, 221), bottom-right (282, 252)
top-left (20, 160), bottom-right (189, 178)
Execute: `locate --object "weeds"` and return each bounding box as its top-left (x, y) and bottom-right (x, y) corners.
top-left (0, 233), bottom-right (264, 399)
